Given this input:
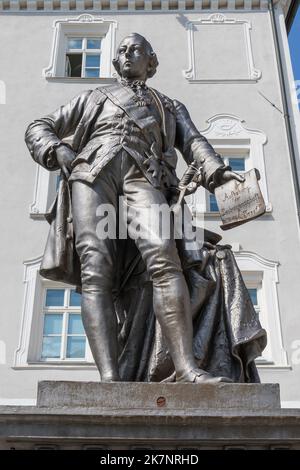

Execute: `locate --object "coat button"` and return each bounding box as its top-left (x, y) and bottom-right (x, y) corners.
top-left (216, 251), bottom-right (226, 260)
top-left (67, 216), bottom-right (73, 223)
top-left (92, 169), bottom-right (98, 177)
top-left (200, 157), bottom-right (205, 163)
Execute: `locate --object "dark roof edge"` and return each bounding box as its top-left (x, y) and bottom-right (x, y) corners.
top-left (286, 0), bottom-right (300, 32)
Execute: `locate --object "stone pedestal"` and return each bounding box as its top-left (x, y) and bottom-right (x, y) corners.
top-left (1, 381), bottom-right (300, 450)
top-left (37, 381), bottom-right (280, 411)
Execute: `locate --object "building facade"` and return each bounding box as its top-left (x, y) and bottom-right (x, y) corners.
top-left (0, 0), bottom-right (300, 408)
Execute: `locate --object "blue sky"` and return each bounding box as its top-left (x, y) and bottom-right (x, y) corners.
top-left (288, 5), bottom-right (300, 81)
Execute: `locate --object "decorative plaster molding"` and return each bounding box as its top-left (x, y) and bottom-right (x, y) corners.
top-left (203, 114), bottom-right (267, 140)
top-left (0, 1), bottom-right (246, 12)
top-left (29, 165), bottom-right (51, 217)
top-left (235, 250), bottom-right (279, 272)
top-left (183, 13), bottom-right (262, 83)
top-left (14, 255), bottom-right (43, 367)
top-left (0, 0), bottom-right (291, 12)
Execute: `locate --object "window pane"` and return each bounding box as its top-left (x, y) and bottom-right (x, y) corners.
top-left (85, 68), bottom-right (100, 78)
top-left (45, 289), bottom-right (64, 307)
top-left (68, 38), bottom-right (83, 50)
top-left (229, 158), bottom-right (245, 172)
top-left (68, 314), bottom-right (85, 334)
top-left (66, 54), bottom-right (82, 77)
top-left (85, 55), bottom-right (100, 67)
top-left (41, 336), bottom-right (61, 359)
top-left (56, 172), bottom-right (62, 191)
top-left (248, 288), bottom-right (258, 306)
top-left (43, 314), bottom-right (63, 335)
top-left (66, 337), bottom-right (86, 358)
top-left (70, 290), bottom-right (81, 307)
top-left (87, 38), bottom-right (101, 49)
top-left (209, 194), bottom-right (219, 212)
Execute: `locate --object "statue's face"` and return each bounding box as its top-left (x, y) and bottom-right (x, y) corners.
top-left (117, 35), bottom-right (151, 81)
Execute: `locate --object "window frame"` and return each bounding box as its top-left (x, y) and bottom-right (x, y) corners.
top-left (14, 258), bottom-right (95, 369)
top-left (65, 36), bottom-right (102, 79)
top-left (43, 14), bottom-right (117, 81)
top-left (40, 287), bottom-right (87, 362)
top-left (242, 272), bottom-right (269, 363)
top-left (236, 252), bottom-right (288, 367)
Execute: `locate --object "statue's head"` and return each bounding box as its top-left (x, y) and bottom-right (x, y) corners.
top-left (113, 33), bottom-right (159, 81)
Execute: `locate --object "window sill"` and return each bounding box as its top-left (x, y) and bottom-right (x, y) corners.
top-left (45, 76), bottom-right (117, 84)
top-left (13, 362), bottom-right (97, 370)
top-left (256, 363), bottom-right (292, 370)
top-left (205, 211), bottom-right (220, 217)
top-left (13, 360), bottom-right (291, 371)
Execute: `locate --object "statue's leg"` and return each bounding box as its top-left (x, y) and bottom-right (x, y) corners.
top-left (72, 170), bottom-right (120, 382)
top-left (123, 159), bottom-right (231, 383)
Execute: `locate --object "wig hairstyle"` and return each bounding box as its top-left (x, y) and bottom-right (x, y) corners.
top-left (112, 33), bottom-right (159, 79)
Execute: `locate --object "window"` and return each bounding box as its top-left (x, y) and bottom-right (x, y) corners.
top-left (243, 277), bottom-right (267, 363)
top-left (228, 157), bottom-right (245, 172)
top-left (246, 284), bottom-right (261, 319)
top-left (14, 259), bottom-right (95, 368)
top-left (247, 287), bottom-right (258, 309)
top-left (208, 154), bottom-right (246, 212)
top-left (41, 288), bottom-right (86, 361)
top-left (235, 252), bottom-right (288, 367)
top-left (43, 14), bottom-right (117, 80)
top-left (66, 37), bottom-right (101, 78)
top-left (209, 194), bottom-right (219, 212)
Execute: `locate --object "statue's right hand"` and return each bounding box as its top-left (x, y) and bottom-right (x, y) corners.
top-left (55, 145), bottom-right (76, 179)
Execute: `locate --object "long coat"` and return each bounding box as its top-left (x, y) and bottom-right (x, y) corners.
top-left (25, 83), bottom-right (226, 189)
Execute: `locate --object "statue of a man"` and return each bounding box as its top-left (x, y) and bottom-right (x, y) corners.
top-left (25, 33), bottom-right (246, 383)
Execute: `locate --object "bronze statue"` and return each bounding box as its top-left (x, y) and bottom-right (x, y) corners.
top-left (25, 33), bottom-right (266, 383)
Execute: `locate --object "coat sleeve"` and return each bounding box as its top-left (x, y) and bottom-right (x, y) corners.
top-left (173, 99), bottom-right (229, 191)
top-left (25, 89), bottom-right (93, 171)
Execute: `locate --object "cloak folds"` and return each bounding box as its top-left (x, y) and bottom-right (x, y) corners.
top-left (116, 240), bottom-right (267, 383)
top-left (40, 177), bottom-right (267, 383)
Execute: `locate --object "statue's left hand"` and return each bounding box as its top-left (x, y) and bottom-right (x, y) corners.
top-left (217, 170), bottom-right (245, 186)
